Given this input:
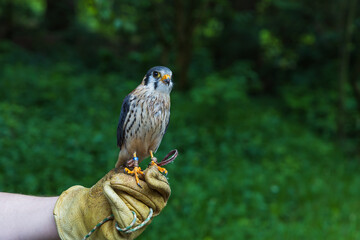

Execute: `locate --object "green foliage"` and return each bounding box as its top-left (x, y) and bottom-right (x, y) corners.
top-left (0, 0), bottom-right (360, 239)
top-left (0, 45), bottom-right (359, 239)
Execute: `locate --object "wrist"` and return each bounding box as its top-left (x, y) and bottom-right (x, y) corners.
top-left (0, 193), bottom-right (60, 240)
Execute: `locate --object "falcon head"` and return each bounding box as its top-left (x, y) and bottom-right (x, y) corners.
top-left (143, 66), bottom-right (173, 94)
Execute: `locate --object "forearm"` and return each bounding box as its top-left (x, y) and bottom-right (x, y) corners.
top-left (0, 192), bottom-right (60, 240)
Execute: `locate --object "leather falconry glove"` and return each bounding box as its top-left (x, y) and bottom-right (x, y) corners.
top-left (53, 164), bottom-right (171, 240)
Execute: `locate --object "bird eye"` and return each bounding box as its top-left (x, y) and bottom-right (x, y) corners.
top-left (153, 71), bottom-right (160, 78)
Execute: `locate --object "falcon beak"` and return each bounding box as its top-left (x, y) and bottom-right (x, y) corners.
top-left (160, 74), bottom-right (171, 85)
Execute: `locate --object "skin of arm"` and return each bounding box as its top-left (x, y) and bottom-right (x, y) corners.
top-left (0, 192), bottom-right (60, 240)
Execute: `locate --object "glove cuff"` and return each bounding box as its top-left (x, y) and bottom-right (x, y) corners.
top-left (53, 185), bottom-right (89, 240)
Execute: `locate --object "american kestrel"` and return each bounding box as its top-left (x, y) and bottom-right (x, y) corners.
top-left (116, 66), bottom-right (173, 186)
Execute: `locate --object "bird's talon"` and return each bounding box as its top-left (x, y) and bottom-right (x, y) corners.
top-left (160, 168), bottom-right (168, 176)
top-left (124, 167), bottom-right (133, 174)
top-left (151, 161), bottom-right (168, 175)
top-left (124, 166), bottom-right (144, 187)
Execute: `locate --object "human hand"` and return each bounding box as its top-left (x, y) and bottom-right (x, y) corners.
top-left (53, 164), bottom-right (171, 240)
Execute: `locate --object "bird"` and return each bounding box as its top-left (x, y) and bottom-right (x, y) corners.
top-left (115, 66), bottom-right (173, 186)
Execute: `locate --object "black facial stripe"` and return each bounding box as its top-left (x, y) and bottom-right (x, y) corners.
top-left (144, 75), bottom-right (150, 86)
top-left (154, 81), bottom-right (158, 89)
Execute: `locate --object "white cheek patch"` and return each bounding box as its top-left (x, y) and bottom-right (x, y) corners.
top-left (156, 83), bottom-right (171, 94)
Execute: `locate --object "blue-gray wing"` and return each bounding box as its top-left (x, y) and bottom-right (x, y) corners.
top-left (117, 95), bottom-right (131, 148)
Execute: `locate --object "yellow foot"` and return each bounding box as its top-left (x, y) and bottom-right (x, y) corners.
top-left (124, 166), bottom-right (144, 187)
top-left (151, 161), bottom-right (168, 175)
top-left (149, 150), bottom-right (168, 175)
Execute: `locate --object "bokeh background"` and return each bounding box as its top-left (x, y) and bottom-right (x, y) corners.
top-left (0, 0), bottom-right (360, 239)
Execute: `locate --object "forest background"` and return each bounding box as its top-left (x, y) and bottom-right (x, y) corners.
top-left (0, 0), bottom-right (360, 239)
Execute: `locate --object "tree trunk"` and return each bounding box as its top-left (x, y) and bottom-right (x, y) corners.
top-left (350, 57), bottom-right (360, 157)
top-left (350, 55), bottom-right (360, 116)
top-left (152, 4), bottom-right (171, 66)
top-left (2, 1), bottom-right (14, 40)
top-left (337, 0), bottom-right (357, 141)
top-left (174, 0), bottom-right (192, 90)
top-left (45, 0), bottom-right (76, 31)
